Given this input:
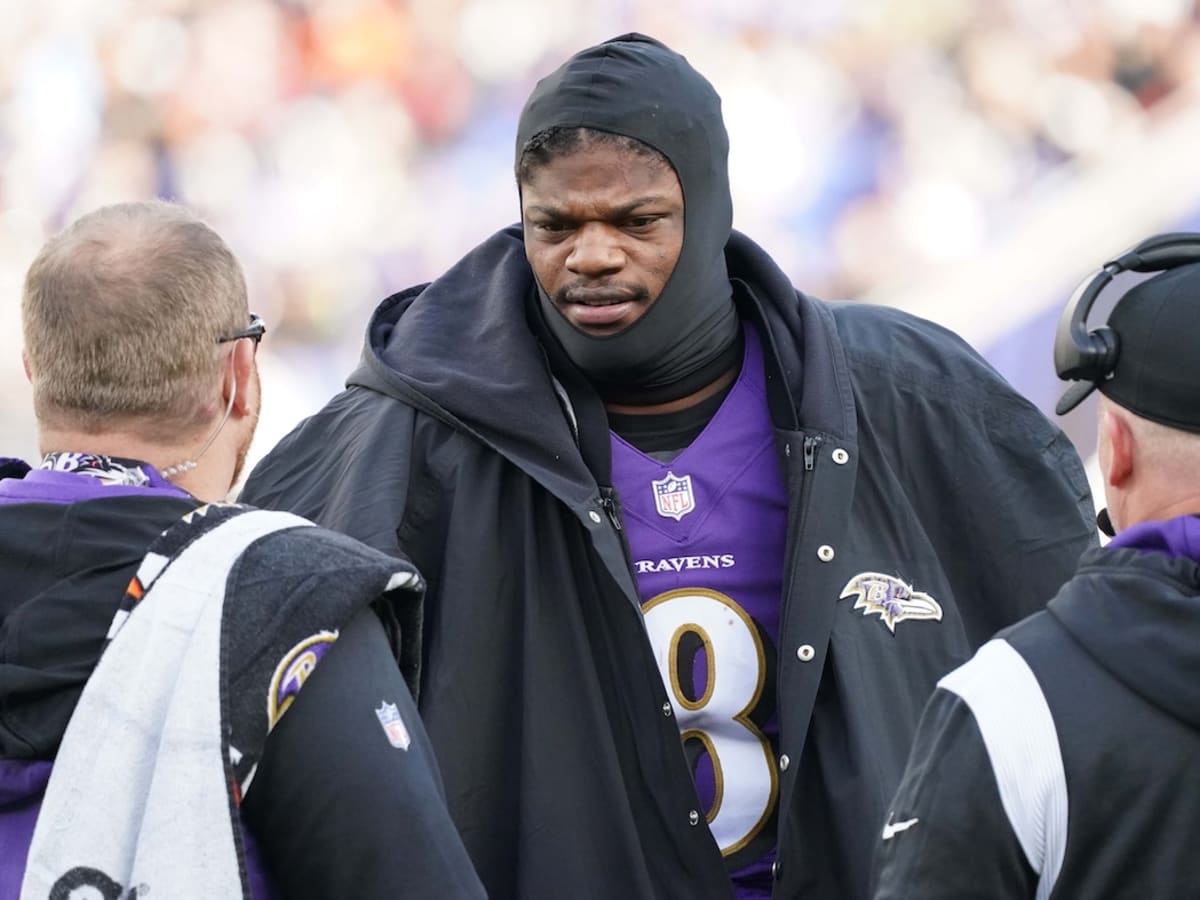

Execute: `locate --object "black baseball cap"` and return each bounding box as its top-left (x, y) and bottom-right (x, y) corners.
top-left (1056, 262), bottom-right (1200, 432)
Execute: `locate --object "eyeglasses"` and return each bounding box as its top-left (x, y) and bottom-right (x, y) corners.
top-left (217, 313), bottom-right (266, 346)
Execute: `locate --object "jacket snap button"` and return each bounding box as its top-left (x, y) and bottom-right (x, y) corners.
top-left (662, 702), bottom-right (673, 717)
top-left (779, 754), bottom-right (790, 771)
top-left (832, 448), bottom-right (849, 464)
top-left (797, 644), bottom-right (815, 662)
top-left (817, 544), bottom-right (835, 562)
top-left (688, 809), bottom-right (700, 826)
top-left (588, 510), bottom-right (602, 524)
top-left (772, 859), bottom-right (781, 878)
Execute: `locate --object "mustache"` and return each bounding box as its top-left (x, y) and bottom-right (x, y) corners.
top-left (553, 281), bottom-right (650, 307)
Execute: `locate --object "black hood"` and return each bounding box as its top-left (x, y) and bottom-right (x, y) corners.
top-left (351, 227), bottom-right (598, 511)
top-left (345, 225), bottom-right (867, 504)
top-left (1049, 535), bottom-right (1200, 729)
top-left (515, 33), bottom-right (739, 402)
top-left (0, 494), bottom-right (196, 758)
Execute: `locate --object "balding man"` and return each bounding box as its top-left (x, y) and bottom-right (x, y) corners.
top-left (873, 239), bottom-right (1200, 899)
top-left (0, 202), bottom-right (483, 899)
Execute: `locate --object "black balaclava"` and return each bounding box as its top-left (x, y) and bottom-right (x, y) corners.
top-left (516, 33), bottom-right (740, 405)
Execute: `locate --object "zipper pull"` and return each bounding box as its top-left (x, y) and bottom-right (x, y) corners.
top-left (803, 436), bottom-right (820, 471)
top-left (600, 488), bottom-right (623, 531)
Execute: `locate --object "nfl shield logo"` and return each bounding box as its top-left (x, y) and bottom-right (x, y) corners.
top-left (375, 700), bottom-right (411, 751)
top-left (652, 471), bottom-right (696, 521)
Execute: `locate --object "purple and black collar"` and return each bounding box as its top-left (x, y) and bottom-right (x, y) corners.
top-left (0, 453), bottom-right (191, 505)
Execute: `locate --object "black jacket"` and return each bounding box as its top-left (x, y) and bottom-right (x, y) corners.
top-left (0, 484), bottom-right (484, 899)
top-left (242, 225), bottom-right (1096, 899)
top-left (872, 519), bottom-right (1200, 899)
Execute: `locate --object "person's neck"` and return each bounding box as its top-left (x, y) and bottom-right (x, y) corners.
top-left (39, 425), bottom-right (235, 503)
top-left (604, 364), bottom-right (738, 416)
top-left (1107, 468), bottom-right (1200, 534)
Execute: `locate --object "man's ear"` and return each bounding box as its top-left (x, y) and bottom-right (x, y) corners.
top-left (22, 351), bottom-right (31, 383)
top-left (1102, 408), bottom-right (1134, 488)
top-left (226, 340), bottom-right (256, 417)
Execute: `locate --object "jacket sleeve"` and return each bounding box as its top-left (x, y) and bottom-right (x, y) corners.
top-left (966, 408), bottom-right (1096, 643)
top-left (240, 387), bottom-right (418, 558)
top-left (838, 302), bottom-right (1098, 645)
top-left (871, 689), bottom-right (1036, 899)
top-left (240, 606), bottom-right (486, 899)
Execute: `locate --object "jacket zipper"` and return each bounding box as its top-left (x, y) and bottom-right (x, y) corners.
top-left (784, 434), bottom-right (822, 622)
top-left (803, 435), bottom-right (819, 471)
top-left (600, 486), bottom-right (623, 532)
top-left (600, 485), bottom-right (639, 593)
top-left (784, 435), bottom-right (822, 619)
top-left (774, 432), bottom-right (823, 875)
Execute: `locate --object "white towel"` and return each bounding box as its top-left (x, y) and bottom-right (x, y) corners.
top-left (21, 508), bottom-right (312, 900)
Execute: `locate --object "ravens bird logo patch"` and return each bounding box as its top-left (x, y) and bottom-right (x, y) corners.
top-left (839, 572), bottom-right (943, 633)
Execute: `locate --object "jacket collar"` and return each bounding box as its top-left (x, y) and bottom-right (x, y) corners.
top-left (348, 226), bottom-right (857, 496)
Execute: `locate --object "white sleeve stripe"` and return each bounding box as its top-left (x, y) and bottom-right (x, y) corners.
top-left (104, 608), bottom-right (130, 640)
top-left (384, 570), bottom-right (420, 592)
top-left (938, 639), bottom-right (1067, 900)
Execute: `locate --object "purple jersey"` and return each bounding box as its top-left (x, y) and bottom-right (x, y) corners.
top-left (611, 327), bottom-right (787, 897)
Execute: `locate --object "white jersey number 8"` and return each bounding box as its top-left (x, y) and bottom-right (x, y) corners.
top-left (643, 588), bottom-right (778, 856)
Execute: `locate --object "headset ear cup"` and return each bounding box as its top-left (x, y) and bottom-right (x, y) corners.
top-left (1089, 326), bottom-right (1120, 379)
top-left (1058, 232), bottom-right (1199, 407)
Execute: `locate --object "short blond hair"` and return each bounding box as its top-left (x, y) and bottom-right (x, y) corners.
top-left (22, 201), bottom-right (248, 441)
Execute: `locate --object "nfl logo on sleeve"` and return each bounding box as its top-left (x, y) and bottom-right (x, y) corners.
top-left (375, 700), bottom-right (411, 750)
top-left (652, 472), bottom-right (696, 521)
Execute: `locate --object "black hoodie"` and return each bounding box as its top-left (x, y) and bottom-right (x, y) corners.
top-left (874, 516), bottom-right (1200, 899)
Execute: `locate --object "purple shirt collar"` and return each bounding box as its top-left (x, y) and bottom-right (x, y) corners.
top-left (1107, 514), bottom-right (1200, 564)
top-left (0, 456), bottom-right (192, 506)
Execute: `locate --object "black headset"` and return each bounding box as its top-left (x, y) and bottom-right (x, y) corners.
top-left (1054, 232), bottom-right (1200, 384)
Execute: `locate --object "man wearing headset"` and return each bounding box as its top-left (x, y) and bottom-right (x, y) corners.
top-left (872, 234), bottom-right (1200, 898)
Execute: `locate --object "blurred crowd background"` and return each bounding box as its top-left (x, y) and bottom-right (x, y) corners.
top-left (3, 0), bottom-right (1200, 485)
